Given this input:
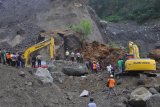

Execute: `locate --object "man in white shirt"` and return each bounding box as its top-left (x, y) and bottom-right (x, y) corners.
top-left (107, 64), bottom-right (112, 75)
top-left (65, 50), bottom-right (70, 60)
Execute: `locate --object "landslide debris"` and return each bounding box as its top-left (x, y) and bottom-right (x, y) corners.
top-left (81, 41), bottom-right (125, 68)
top-left (149, 49), bottom-right (160, 62)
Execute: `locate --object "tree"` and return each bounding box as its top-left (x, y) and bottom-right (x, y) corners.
top-left (71, 20), bottom-right (92, 39)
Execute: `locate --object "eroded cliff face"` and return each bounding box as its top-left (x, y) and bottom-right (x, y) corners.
top-left (0, 0), bottom-right (104, 49)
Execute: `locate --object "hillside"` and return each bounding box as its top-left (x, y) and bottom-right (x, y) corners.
top-left (0, 0), bottom-right (104, 50)
top-left (89, 0), bottom-right (160, 23)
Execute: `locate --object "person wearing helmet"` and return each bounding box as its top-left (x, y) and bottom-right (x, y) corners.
top-left (107, 75), bottom-right (117, 97)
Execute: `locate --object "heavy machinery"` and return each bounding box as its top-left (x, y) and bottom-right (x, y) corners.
top-left (124, 41), bottom-right (156, 72)
top-left (23, 37), bottom-right (55, 67)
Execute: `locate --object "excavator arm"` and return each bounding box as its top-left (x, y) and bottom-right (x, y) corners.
top-left (23, 37), bottom-right (54, 66)
top-left (129, 41), bottom-right (140, 58)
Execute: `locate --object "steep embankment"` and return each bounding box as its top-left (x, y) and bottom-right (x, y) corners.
top-left (101, 21), bottom-right (160, 54)
top-left (89, 0), bottom-right (160, 54)
top-left (0, 0), bottom-right (104, 50)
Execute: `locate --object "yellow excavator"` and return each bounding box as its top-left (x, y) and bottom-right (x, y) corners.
top-left (124, 41), bottom-right (156, 72)
top-left (23, 37), bottom-right (55, 67)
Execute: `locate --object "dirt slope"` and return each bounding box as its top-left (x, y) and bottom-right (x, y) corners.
top-left (0, 0), bottom-right (104, 50)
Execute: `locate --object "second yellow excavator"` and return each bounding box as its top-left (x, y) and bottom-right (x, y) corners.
top-left (124, 41), bottom-right (156, 72)
top-left (23, 37), bottom-right (55, 67)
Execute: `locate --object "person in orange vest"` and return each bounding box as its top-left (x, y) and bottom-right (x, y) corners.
top-left (6, 52), bottom-right (12, 66)
top-left (107, 75), bottom-right (117, 97)
top-left (92, 61), bottom-right (97, 73)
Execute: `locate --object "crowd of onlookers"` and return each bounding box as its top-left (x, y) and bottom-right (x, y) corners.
top-left (0, 48), bottom-right (25, 68)
top-left (65, 49), bottom-right (84, 63)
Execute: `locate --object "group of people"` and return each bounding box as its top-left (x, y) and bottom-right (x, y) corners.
top-left (65, 49), bottom-right (83, 63)
top-left (85, 60), bottom-right (101, 73)
top-left (0, 48), bottom-right (25, 68)
top-left (104, 58), bottom-right (124, 98)
top-left (31, 54), bottom-right (42, 68)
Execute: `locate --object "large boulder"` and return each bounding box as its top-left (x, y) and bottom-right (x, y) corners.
top-left (129, 87), bottom-right (152, 107)
top-left (35, 68), bottom-right (53, 84)
top-left (62, 65), bottom-right (88, 76)
top-left (146, 94), bottom-right (160, 107)
top-left (63, 34), bottom-right (82, 51)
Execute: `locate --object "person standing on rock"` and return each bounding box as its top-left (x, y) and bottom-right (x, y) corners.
top-left (36, 54), bottom-right (42, 67)
top-left (65, 49), bottom-right (70, 61)
top-left (31, 55), bottom-right (36, 68)
top-left (107, 75), bottom-right (117, 97)
top-left (70, 52), bottom-right (75, 62)
top-left (76, 51), bottom-right (81, 63)
top-left (88, 98), bottom-right (97, 107)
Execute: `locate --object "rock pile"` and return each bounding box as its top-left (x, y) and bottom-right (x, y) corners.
top-left (81, 41), bottom-right (125, 68)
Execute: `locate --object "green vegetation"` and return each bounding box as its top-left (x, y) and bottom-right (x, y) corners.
top-left (71, 20), bottom-right (92, 38)
top-left (89, 0), bottom-right (160, 23)
top-left (105, 15), bottom-right (123, 22)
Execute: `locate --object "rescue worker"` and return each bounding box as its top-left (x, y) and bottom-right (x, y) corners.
top-left (88, 98), bottom-right (97, 107)
top-left (6, 52), bottom-right (12, 66)
top-left (92, 61), bottom-right (97, 73)
top-left (1, 48), bottom-right (6, 64)
top-left (65, 49), bottom-right (70, 61)
top-left (70, 52), bottom-right (75, 62)
top-left (107, 75), bottom-right (117, 97)
top-left (36, 54), bottom-right (42, 67)
top-left (31, 55), bottom-right (36, 68)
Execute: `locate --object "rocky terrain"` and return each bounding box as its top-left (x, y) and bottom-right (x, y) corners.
top-left (100, 21), bottom-right (160, 54)
top-left (0, 0), bottom-right (160, 107)
top-left (1, 61), bottom-right (160, 107)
